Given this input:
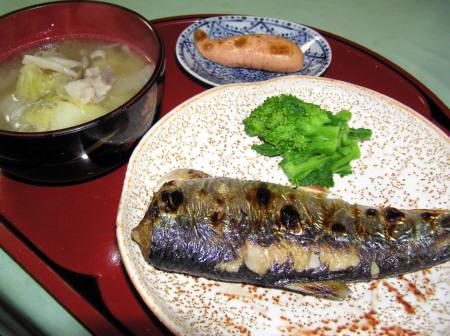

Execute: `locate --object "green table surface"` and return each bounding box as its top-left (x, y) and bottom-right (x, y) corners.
top-left (1, 0), bottom-right (448, 335)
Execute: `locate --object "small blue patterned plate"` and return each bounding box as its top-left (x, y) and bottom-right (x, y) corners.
top-left (176, 16), bottom-right (332, 86)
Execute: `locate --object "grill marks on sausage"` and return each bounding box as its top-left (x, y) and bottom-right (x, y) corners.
top-left (194, 30), bottom-right (214, 50)
top-left (193, 29), bottom-right (303, 72)
top-left (193, 29), bottom-right (207, 42)
top-left (269, 43), bottom-right (291, 55)
top-left (234, 36), bottom-right (248, 48)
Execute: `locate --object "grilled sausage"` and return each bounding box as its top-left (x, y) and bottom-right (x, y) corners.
top-left (194, 29), bottom-right (304, 73)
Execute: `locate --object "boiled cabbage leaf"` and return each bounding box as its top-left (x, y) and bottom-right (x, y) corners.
top-left (15, 63), bottom-right (71, 101)
top-left (20, 97), bottom-right (106, 131)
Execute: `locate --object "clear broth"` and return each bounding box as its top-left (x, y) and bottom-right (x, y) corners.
top-left (0, 39), bottom-right (154, 132)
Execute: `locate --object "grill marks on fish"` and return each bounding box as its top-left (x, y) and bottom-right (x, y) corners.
top-left (383, 206), bottom-right (405, 238)
top-left (254, 185), bottom-right (272, 207)
top-left (279, 205), bottom-right (301, 230)
top-left (131, 169), bottom-right (450, 300)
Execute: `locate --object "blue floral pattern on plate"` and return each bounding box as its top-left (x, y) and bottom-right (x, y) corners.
top-left (176, 16), bottom-right (332, 86)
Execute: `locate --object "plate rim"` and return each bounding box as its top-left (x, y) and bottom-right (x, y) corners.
top-left (116, 75), bottom-right (449, 336)
top-left (175, 15), bottom-right (333, 86)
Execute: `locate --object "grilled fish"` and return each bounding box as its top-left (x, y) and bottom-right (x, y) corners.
top-left (132, 169), bottom-right (450, 300)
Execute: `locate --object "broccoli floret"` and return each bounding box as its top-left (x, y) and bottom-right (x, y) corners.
top-left (348, 128), bottom-right (372, 141)
top-left (243, 94), bottom-right (372, 187)
top-left (251, 143), bottom-right (283, 157)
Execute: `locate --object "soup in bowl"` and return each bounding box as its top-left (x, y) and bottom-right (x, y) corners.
top-left (0, 1), bottom-right (165, 183)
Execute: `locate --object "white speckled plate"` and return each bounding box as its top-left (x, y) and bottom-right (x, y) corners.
top-left (117, 76), bottom-right (450, 336)
top-left (176, 16), bottom-right (332, 86)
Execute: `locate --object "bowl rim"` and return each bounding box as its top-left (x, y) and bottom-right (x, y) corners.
top-left (0, 0), bottom-right (165, 138)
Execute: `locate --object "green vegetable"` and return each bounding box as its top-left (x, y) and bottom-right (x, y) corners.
top-left (15, 63), bottom-right (48, 100)
top-left (20, 97), bottom-right (106, 132)
top-left (243, 94), bottom-right (372, 187)
top-left (15, 63), bottom-right (71, 101)
top-left (14, 61), bottom-right (104, 131)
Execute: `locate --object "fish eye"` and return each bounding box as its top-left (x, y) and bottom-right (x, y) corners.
top-left (160, 189), bottom-right (184, 212)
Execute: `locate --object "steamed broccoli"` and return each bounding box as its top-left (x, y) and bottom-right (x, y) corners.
top-left (243, 94), bottom-right (372, 187)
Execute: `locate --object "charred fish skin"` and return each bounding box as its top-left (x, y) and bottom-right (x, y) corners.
top-left (132, 170), bottom-right (449, 298)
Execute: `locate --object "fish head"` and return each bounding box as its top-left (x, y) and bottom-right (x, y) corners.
top-left (131, 179), bottom-right (186, 263)
top-left (132, 169), bottom-right (236, 268)
top-left (132, 169), bottom-right (211, 258)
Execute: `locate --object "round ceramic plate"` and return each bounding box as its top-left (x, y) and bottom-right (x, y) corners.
top-left (117, 76), bottom-right (450, 336)
top-left (175, 16), bottom-right (332, 86)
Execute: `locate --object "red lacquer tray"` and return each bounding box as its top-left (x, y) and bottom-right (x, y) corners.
top-left (1, 15), bottom-right (449, 335)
